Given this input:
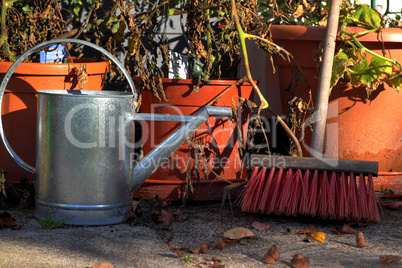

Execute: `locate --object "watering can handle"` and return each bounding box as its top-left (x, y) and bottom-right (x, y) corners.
top-left (0, 39), bottom-right (137, 174)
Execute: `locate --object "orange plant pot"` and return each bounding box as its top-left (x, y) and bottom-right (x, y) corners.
top-left (271, 25), bottom-right (402, 191)
top-left (136, 79), bottom-right (254, 201)
top-left (0, 59), bottom-right (109, 183)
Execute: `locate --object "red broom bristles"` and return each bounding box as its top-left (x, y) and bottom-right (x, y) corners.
top-left (249, 167), bottom-right (267, 213)
top-left (358, 173), bottom-right (369, 221)
top-left (348, 173), bottom-right (360, 221)
top-left (337, 172), bottom-right (350, 220)
top-left (298, 170), bottom-right (311, 216)
top-left (239, 167), bottom-right (380, 222)
top-left (285, 169), bottom-right (303, 216)
top-left (275, 169), bottom-right (293, 215)
top-left (367, 174), bottom-right (380, 222)
top-left (318, 171), bottom-right (330, 219)
top-left (264, 168), bottom-right (284, 214)
top-left (307, 170), bottom-right (319, 217)
top-left (258, 168), bottom-right (276, 212)
top-left (239, 167), bottom-right (260, 212)
top-left (327, 172), bottom-right (336, 219)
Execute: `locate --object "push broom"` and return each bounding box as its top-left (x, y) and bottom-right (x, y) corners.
top-left (238, 0), bottom-right (380, 222)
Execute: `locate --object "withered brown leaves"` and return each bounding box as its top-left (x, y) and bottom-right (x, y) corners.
top-left (223, 227), bottom-right (255, 240)
top-left (356, 232), bottom-right (367, 248)
top-left (212, 238), bottom-right (226, 250)
top-left (290, 254), bottom-right (310, 268)
top-left (251, 221), bottom-right (270, 231)
top-left (379, 255), bottom-right (402, 265)
top-left (262, 245), bottom-right (280, 264)
top-left (0, 212), bottom-right (21, 230)
top-left (333, 224), bottom-right (357, 235)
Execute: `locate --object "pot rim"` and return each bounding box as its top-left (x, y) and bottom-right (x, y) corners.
top-left (270, 25), bottom-right (402, 43)
top-left (0, 58), bottom-right (109, 75)
top-left (133, 76), bottom-right (258, 86)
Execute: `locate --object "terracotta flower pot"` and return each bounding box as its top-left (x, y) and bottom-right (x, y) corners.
top-left (137, 78), bottom-right (254, 201)
top-left (271, 25), bottom-right (402, 191)
top-left (0, 59), bottom-right (109, 183)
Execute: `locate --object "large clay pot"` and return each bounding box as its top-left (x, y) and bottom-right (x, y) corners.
top-left (0, 58), bottom-right (109, 183)
top-left (271, 25), bottom-right (402, 191)
top-left (137, 79), bottom-right (254, 201)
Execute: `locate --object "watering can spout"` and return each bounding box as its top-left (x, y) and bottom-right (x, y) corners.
top-left (130, 106), bottom-right (232, 192)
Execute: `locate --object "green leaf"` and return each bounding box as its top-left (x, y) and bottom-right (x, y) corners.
top-left (369, 56), bottom-right (393, 78)
top-left (349, 61), bottom-right (368, 87)
top-left (113, 23), bottom-right (119, 34)
top-left (72, 3), bottom-right (81, 20)
top-left (353, 4), bottom-right (384, 30)
top-left (353, 5), bottom-right (367, 21)
top-left (351, 57), bottom-right (392, 91)
top-left (22, 5), bottom-right (31, 12)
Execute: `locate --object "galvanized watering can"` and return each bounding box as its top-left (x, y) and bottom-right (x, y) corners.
top-left (0, 39), bottom-right (232, 225)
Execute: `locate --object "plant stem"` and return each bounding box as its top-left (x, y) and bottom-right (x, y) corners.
top-left (0, 0), bottom-right (15, 61)
top-left (230, 0), bottom-right (267, 109)
top-left (230, 0), bottom-right (302, 157)
top-left (342, 28), bottom-right (402, 69)
top-left (73, 1), bottom-right (97, 39)
top-left (245, 33), bottom-right (310, 88)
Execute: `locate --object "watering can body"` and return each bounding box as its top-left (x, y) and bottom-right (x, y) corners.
top-left (35, 90), bottom-right (135, 225)
top-left (0, 39), bottom-right (233, 225)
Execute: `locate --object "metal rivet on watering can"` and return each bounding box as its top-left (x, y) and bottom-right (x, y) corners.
top-left (0, 39), bottom-right (232, 225)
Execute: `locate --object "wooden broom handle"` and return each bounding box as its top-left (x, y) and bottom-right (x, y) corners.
top-left (310, 0), bottom-right (342, 157)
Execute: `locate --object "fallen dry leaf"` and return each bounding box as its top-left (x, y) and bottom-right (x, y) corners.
top-left (170, 247), bottom-right (188, 258)
top-left (262, 245), bottom-right (280, 264)
top-left (189, 246), bottom-right (200, 254)
top-left (190, 244), bottom-right (208, 254)
top-left (200, 244), bottom-right (208, 254)
top-left (212, 238), bottom-right (225, 250)
top-left (223, 227), bottom-right (255, 240)
top-left (383, 201), bottom-right (402, 210)
top-left (154, 194), bottom-right (164, 209)
top-left (223, 238), bottom-right (239, 244)
top-left (332, 227), bottom-right (342, 236)
top-left (172, 209), bottom-right (187, 222)
top-left (298, 225), bottom-right (317, 235)
top-left (251, 221), bottom-right (270, 231)
top-left (311, 232), bottom-right (326, 243)
top-left (356, 232), bottom-right (367, 248)
top-left (379, 255), bottom-right (402, 265)
top-left (0, 212), bottom-right (20, 229)
top-left (91, 263), bottom-right (114, 268)
top-left (341, 224), bottom-right (357, 234)
top-left (333, 224), bottom-right (357, 235)
top-left (290, 254), bottom-right (309, 268)
top-left (160, 209), bottom-right (174, 227)
top-left (212, 256), bottom-right (221, 262)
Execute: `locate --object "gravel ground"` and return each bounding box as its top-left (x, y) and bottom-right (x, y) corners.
top-left (0, 194), bottom-right (401, 268)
